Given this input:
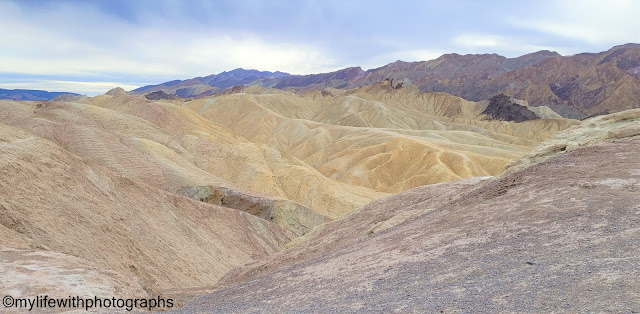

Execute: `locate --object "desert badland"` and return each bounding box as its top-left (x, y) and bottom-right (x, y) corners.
top-left (2, 5), bottom-right (640, 311)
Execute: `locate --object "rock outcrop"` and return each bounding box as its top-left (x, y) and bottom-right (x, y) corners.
top-left (503, 108), bottom-right (640, 175)
top-left (177, 185), bottom-right (328, 236)
top-left (481, 94), bottom-right (538, 122)
top-left (144, 90), bottom-right (179, 100)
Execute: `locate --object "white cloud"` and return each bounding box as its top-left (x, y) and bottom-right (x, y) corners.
top-left (454, 34), bottom-right (503, 48)
top-left (182, 35), bottom-right (341, 75)
top-left (0, 0), bottom-right (340, 85)
top-left (452, 33), bottom-right (566, 56)
top-left (508, 0), bottom-right (640, 46)
top-left (0, 80), bottom-right (142, 96)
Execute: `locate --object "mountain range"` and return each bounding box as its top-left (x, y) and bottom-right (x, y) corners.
top-left (0, 88), bottom-right (80, 101)
top-left (132, 44), bottom-right (640, 119)
top-left (133, 69), bottom-right (291, 98)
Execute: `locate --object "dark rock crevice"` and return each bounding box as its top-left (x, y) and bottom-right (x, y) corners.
top-left (482, 94), bottom-right (538, 123)
top-left (144, 90), bottom-right (180, 100)
top-left (177, 186), bottom-right (328, 236)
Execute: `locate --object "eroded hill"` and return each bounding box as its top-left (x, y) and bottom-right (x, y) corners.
top-left (183, 83), bottom-right (575, 193)
top-left (0, 123), bottom-right (292, 295)
top-left (178, 109), bottom-right (640, 312)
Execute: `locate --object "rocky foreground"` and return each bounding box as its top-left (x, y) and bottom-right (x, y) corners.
top-left (177, 111), bottom-right (640, 312)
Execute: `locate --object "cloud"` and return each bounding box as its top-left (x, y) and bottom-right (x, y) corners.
top-left (452, 33), bottom-right (566, 56)
top-left (454, 34), bottom-right (503, 48)
top-left (508, 0), bottom-right (640, 46)
top-left (0, 0), bottom-right (341, 89)
top-left (182, 35), bottom-right (341, 75)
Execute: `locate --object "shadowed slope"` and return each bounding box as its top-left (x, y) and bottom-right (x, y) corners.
top-left (0, 123), bottom-right (292, 294)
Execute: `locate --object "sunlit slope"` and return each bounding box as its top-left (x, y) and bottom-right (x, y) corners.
top-left (0, 98), bottom-right (384, 219)
top-left (89, 95), bottom-right (385, 218)
top-left (184, 84), bottom-right (576, 192)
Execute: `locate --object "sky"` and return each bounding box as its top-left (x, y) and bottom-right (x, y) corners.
top-left (0, 0), bottom-right (639, 95)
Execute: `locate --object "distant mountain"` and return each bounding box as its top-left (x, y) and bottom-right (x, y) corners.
top-left (130, 68), bottom-right (291, 97)
top-left (199, 68), bottom-right (290, 89)
top-left (482, 43), bottom-right (640, 118)
top-left (358, 50), bottom-right (562, 94)
top-left (274, 45), bottom-right (640, 119)
top-left (272, 67), bottom-right (365, 90)
top-left (128, 44), bottom-right (640, 119)
top-left (0, 88), bottom-right (80, 101)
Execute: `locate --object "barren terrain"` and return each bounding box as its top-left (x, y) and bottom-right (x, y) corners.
top-left (178, 111), bottom-right (640, 312)
top-left (1, 83), bottom-right (637, 312)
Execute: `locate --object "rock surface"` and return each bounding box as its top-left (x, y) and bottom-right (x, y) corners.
top-left (1, 70), bottom-right (637, 312)
top-left (503, 108), bottom-right (640, 175)
top-left (0, 246), bottom-right (147, 298)
top-left (0, 85), bottom-right (573, 221)
top-left (145, 90), bottom-right (179, 100)
top-left (0, 84), bottom-right (594, 308)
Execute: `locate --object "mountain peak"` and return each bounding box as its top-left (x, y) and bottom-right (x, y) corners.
top-left (105, 87), bottom-right (128, 96)
top-left (524, 50), bottom-right (561, 57)
top-left (216, 68), bottom-right (291, 78)
top-left (611, 43), bottom-right (640, 50)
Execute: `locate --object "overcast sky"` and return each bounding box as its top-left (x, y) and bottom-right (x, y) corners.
top-left (1, 0), bottom-right (639, 95)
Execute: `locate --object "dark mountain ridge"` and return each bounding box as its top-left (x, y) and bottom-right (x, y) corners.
top-left (0, 88), bottom-right (80, 101)
top-left (131, 68), bottom-right (291, 97)
top-left (129, 44), bottom-right (640, 119)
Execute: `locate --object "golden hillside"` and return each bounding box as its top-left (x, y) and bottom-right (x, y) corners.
top-left (184, 82), bottom-right (577, 192)
top-left (0, 97), bottom-right (383, 226)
